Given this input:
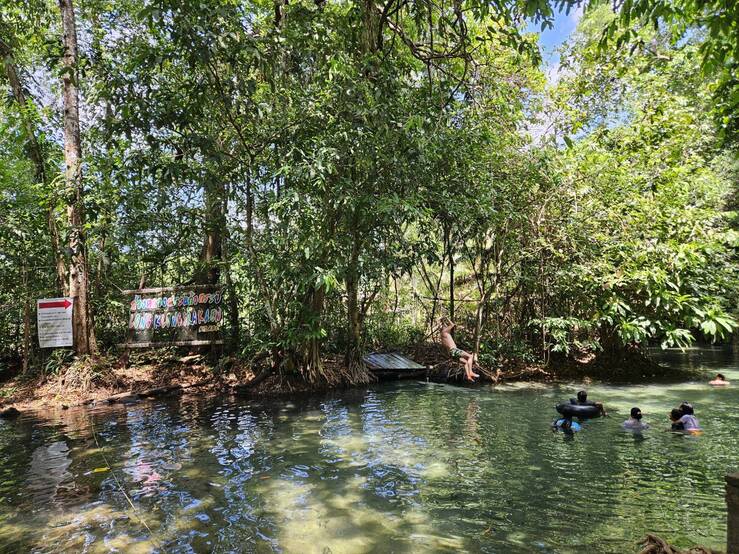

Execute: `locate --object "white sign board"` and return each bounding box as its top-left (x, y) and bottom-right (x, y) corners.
top-left (37, 298), bottom-right (73, 348)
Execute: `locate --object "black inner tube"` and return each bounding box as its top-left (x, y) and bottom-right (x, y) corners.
top-left (556, 403), bottom-right (601, 418)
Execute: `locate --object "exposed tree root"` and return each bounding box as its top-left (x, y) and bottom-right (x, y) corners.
top-left (234, 367), bottom-right (273, 392)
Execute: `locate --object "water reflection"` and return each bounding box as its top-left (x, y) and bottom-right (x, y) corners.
top-left (0, 348), bottom-right (736, 552)
top-left (27, 441), bottom-right (73, 506)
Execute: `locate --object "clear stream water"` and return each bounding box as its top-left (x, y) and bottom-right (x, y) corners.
top-left (0, 347), bottom-right (737, 553)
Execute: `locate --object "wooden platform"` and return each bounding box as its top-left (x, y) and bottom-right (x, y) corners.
top-left (363, 352), bottom-right (427, 380)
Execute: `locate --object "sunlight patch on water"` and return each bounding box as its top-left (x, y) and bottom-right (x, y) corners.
top-left (421, 461), bottom-right (451, 480)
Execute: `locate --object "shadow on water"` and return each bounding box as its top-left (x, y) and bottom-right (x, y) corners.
top-left (0, 346), bottom-right (736, 553)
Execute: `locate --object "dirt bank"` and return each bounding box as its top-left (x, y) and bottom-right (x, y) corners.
top-left (0, 345), bottom-right (693, 414)
top-left (0, 351), bottom-right (248, 412)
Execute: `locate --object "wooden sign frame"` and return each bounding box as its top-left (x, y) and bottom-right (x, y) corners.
top-left (121, 284), bottom-right (224, 348)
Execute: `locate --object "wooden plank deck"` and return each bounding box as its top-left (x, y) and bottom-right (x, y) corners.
top-left (363, 352), bottom-right (426, 380)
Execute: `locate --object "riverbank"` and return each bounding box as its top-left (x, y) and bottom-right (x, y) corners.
top-left (0, 352), bottom-right (234, 413)
top-left (0, 344), bottom-right (693, 414)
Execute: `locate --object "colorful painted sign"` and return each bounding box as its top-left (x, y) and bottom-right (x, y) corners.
top-left (122, 285), bottom-right (223, 347)
top-left (37, 297), bottom-right (73, 348)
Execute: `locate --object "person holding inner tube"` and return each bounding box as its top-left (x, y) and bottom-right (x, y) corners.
top-left (555, 389), bottom-right (606, 419)
top-left (440, 318), bottom-right (479, 382)
top-left (622, 407), bottom-right (648, 431)
top-left (572, 390), bottom-right (607, 417)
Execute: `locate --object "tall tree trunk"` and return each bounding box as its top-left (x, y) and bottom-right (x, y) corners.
top-left (193, 178), bottom-right (224, 285)
top-left (243, 168), bottom-right (281, 351)
top-left (246, 165), bottom-right (254, 244)
top-left (345, 254), bottom-right (361, 368)
top-left (22, 261), bottom-right (31, 373)
top-left (339, 0), bottom-right (380, 375)
top-left (50, 210), bottom-right (68, 296)
top-left (473, 288), bottom-right (493, 360)
top-left (59, 0), bottom-right (96, 355)
top-left (344, 211), bottom-right (362, 370)
top-left (361, 0), bottom-right (379, 60)
top-left (1, 45), bottom-right (45, 178)
top-left (304, 285), bottom-right (327, 382)
top-left (1, 39), bottom-right (68, 294)
top-left (222, 188), bottom-right (240, 351)
top-left (448, 227), bottom-right (455, 324)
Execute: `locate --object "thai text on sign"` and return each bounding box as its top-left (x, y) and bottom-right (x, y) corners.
top-left (129, 290), bottom-right (223, 330)
top-left (122, 285), bottom-right (224, 347)
top-left (37, 297), bottom-right (73, 348)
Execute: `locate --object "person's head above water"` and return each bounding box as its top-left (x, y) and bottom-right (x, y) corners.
top-left (709, 373), bottom-right (729, 385)
top-left (679, 402), bottom-right (694, 416)
top-left (577, 390), bottom-right (587, 403)
top-left (630, 407), bottom-right (642, 420)
top-left (670, 408), bottom-right (682, 422)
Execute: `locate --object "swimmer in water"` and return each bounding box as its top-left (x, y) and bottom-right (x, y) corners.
top-left (709, 373), bottom-right (730, 386)
top-left (572, 390), bottom-right (607, 416)
top-left (669, 408), bottom-right (684, 431)
top-left (676, 402), bottom-right (702, 433)
top-left (622, 407), bottom-right (648, 431)
top-left (553, 415), bottom-right (581, 434)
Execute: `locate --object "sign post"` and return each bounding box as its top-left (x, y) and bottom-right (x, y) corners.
top-left (37, 297), bottom-right (73, 348)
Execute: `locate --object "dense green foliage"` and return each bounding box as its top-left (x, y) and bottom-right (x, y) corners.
top-left (541, 5), bottom-right (738, 354)
top-left (0, 0), bottom-right (736, 381)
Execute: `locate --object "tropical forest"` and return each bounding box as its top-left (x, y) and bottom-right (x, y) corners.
top-left (0, 0), bottom-right (737, 552)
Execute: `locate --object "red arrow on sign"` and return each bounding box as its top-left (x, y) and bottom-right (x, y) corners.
top-left (39, 299), bottom-right (72, 309)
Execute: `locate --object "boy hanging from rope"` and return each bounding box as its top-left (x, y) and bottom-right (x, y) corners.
top-left (440, 317), bottom-right (479, 382)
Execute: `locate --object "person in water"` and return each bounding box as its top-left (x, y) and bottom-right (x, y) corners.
top-left (572, 390), bottom-right (607, 416)
top-left (709, 373), bottom-right (730, 386)
top-left (669, 408), bottom-right (684, 431)
top-left (623, 407), bottom-right (648, 431)
top-left (440, 318), bottom-right (479, 382)
top-left (553, 415), bottom-right (581, 434)
top-left (676, 402), bottom-right (701, 432)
